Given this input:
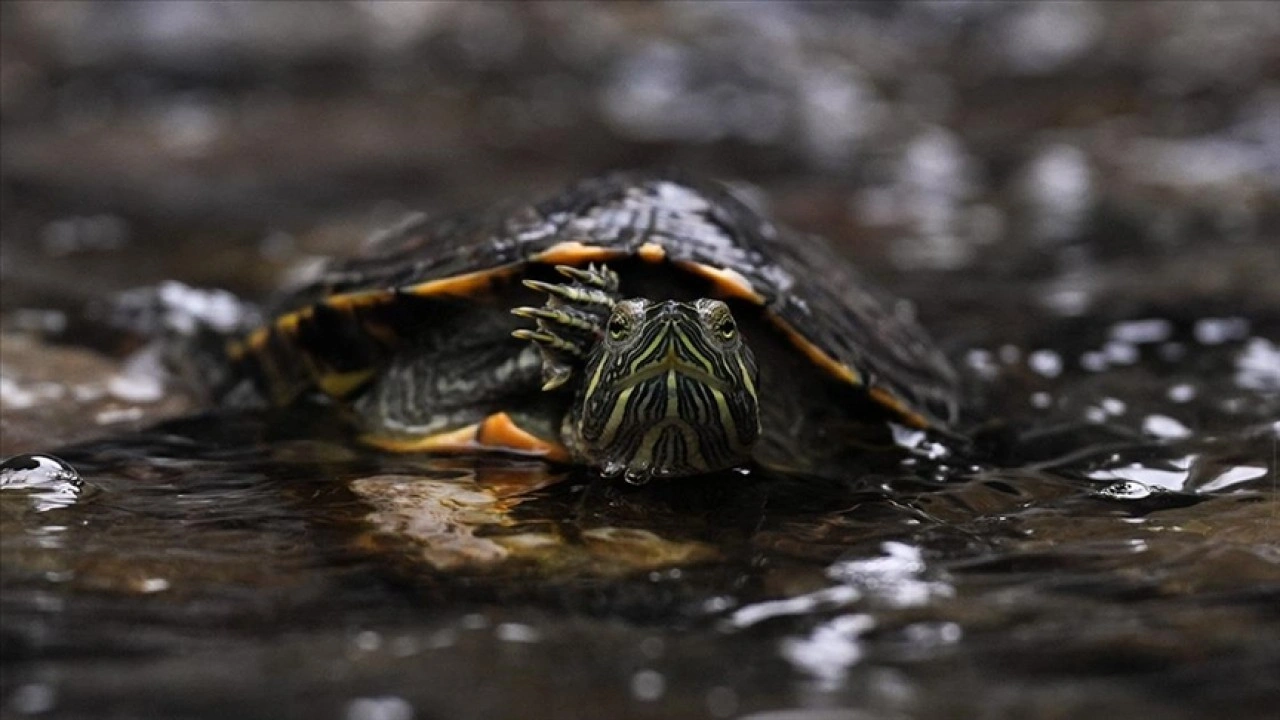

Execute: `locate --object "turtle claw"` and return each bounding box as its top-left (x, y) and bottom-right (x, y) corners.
top-left (512, 263), bottom-right (622, 395)
top-left (555, 263), bottom-right (619, 292)
top-left (512, 305), bottom-right (599, 333)
top-left (541, 363), bottom-right (573, 391)
top-left (511, 328), bottom-right (585, 357)
top-left (520, 279), bottom-right (615, 309)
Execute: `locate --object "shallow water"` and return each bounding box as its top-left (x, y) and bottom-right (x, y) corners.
top-left (3, 3), bottom-right (1280, 719)
top-left (4, 258), bottom-right (1277, 719)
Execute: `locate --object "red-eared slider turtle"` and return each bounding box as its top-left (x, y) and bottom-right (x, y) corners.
top-left (226, 172), bottom-right (958, 482)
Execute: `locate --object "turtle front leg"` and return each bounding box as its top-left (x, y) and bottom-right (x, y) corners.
top-left (511, 263), bottom-right (619, 390)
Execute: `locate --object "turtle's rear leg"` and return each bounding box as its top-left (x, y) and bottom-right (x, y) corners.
top-left (354, 340), bottom-right (568, 459)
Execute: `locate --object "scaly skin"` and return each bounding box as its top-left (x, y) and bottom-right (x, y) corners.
top-left (514, 266), bottom-right (760, 484)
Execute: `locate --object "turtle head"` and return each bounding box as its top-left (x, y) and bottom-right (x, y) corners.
top-left (574, 298), bottom-right (760, 483)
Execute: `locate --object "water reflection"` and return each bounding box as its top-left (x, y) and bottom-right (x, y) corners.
top-left (351, 466), bottom-right (717, 575)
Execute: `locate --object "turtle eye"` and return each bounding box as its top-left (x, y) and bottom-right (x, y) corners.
top-left (607, 314), bottom-right (631, 341)
top-left (715, 316), bottom-right (737, 341)
top-left (695, 299), bottom-right (738, 343)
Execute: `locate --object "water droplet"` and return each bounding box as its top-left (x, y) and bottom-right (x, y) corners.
top-left (890, 424), bottom-right (926, 450)
top-left (353, 630), bottom-right (382, 652)
top-left (1080, 351), bottom-right (1108, 372)
top-left (1143, 414), bottom-right (1192, 440)
top-left (138, 578), bottom-right (170, 594)
top-left (1235, 337), bottom-right (1280, 391)
top-left (965, 349), bottom-right (1000, 380)
top-left (903, 620), bottom-right (964, 646)
top-left (1101, 398), bottom-right (1127, 416)
top-left (95, 407), bottom-right (145, 425)
top-left (624, 468), bottom-right (652, 486)
top-left (1194, 317), bottom-right (1250, 345)
top-left (728, 586), bottom-right (862, 629)
top-left (344, 696), bottom-right (414, 720)
top-left (702, 595), bottom-right (735, 613)
top-left (0, 454), bottom-right (83, 512)
top-left (460, 614), bottom-right (488, 630)
top-left (1028, 349), bottom-right (1062, 378)
top-left (0, 454), bottom-right (75, 483)
top-left (1094, 480), bottom-right (1156, 500)
top-left (1090, 457), bottom-right (1193, 492)
top-left (495, 623), bottom-right (540, 644)
top-left (779, 614), bottom-right (875, 690)
top-left (630, 669), bottom-right (666, 701)
top-left (7, 683), bottom-right (56, 715)
top-left (1167, 383), bottom-right (1197, 403)
top-left (1109, 318), bottom-right (1173, 344)
top-left (1103, 341), bottom-right (1139, 365)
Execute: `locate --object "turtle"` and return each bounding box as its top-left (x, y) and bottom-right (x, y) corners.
top-left (224, 171), bottom-right (959, 483)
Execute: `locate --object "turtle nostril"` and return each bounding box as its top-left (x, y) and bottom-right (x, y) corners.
top-left (655, 301), bottom-right (680, 324)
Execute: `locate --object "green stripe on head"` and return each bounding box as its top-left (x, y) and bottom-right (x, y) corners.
top-left (572, 298), bottom-right (760, 483)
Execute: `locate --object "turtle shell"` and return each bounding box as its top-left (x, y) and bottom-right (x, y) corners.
top-left (228, 171), bottom-right (959, 434)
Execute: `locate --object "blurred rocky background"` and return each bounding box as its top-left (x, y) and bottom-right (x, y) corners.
top-left (2, 1), bottom-right (1278, 449)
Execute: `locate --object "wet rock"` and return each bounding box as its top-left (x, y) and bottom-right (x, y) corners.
top-left (0, 330), bottom-right (194, 454)
top-left (351, 470), bottom-right (717, 576)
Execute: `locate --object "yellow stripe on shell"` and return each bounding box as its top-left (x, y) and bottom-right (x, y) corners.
top-left (765, 312), bottom-right (862, 387)
top-left (322, 288), bottom-right (397, 310)
top-left (532, 241), bottom-right (627, 265)
top-left (236, 289), bottom-right (392, 358)
top-left (636, 242), bottom-right (667, 262)
top-left (675, 261), bottom-right (765, 304)
top-left (868, 386), bottom-right (930, 429)
top-left (402, 266), bottom-right (520, 298)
